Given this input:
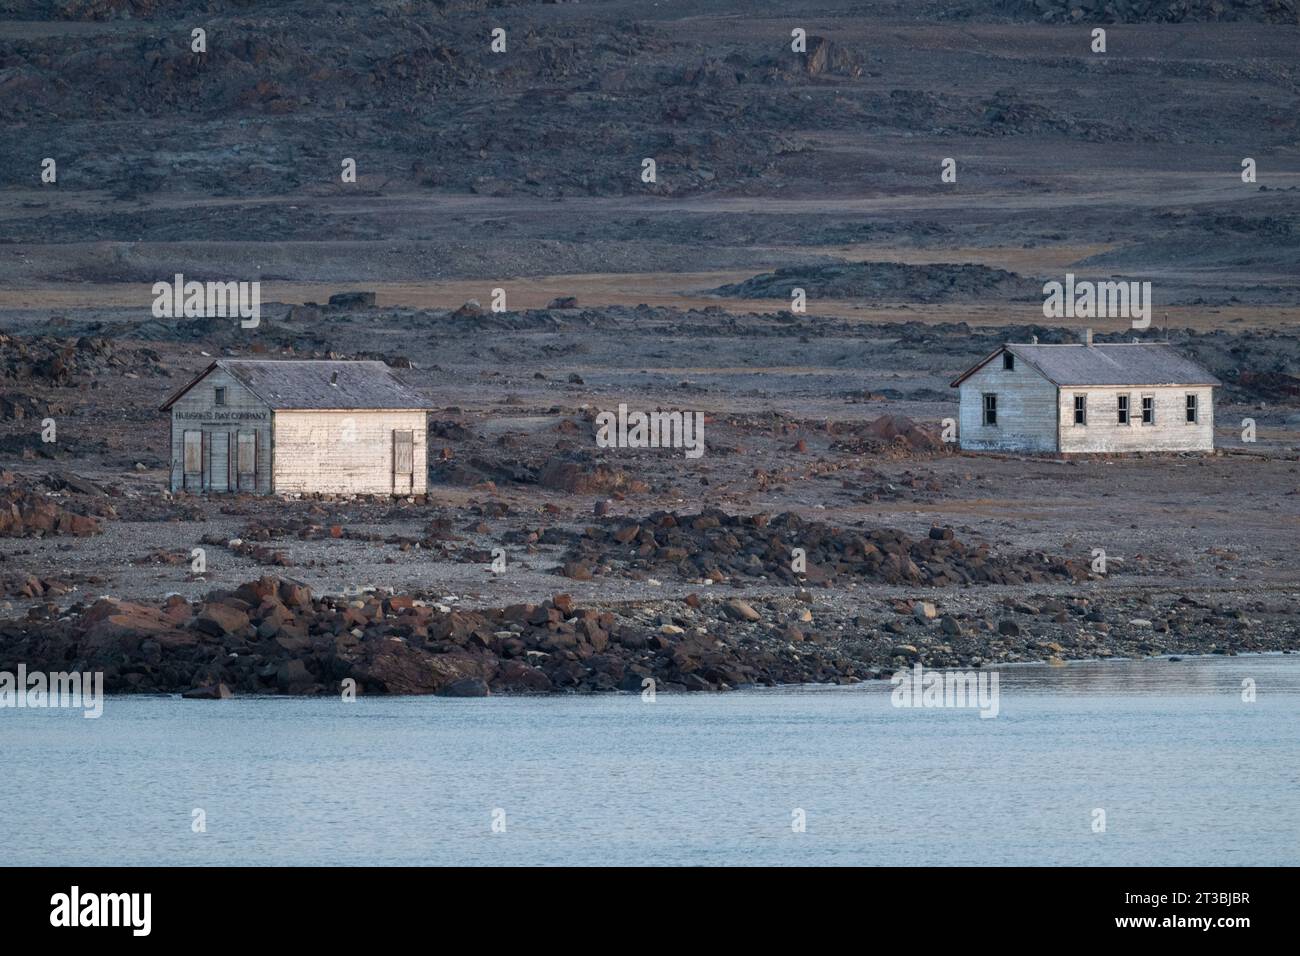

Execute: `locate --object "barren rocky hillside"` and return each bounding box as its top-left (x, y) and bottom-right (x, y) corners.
top-left (0, 1), bottom-right (1297, 695)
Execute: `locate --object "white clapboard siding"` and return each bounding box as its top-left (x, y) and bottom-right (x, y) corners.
top-left (957, 358), bottom-right (1059, 453)
top-left (1057, 386), bottom-right (1214, 453)
top-left (272, 410), bottom-right (428, 495)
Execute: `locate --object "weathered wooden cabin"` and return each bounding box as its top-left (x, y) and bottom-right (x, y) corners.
top-left (950, 336), bottom-right (1220, 454)
top-left (161, 359), bottom-right (434, 495)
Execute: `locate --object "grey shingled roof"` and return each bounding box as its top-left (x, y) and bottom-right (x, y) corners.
top-left (223, 360), bottom-right (435, 409)
top-left (163, 359), bottom-right (435, 410)
top-left (952, 343), bottom-right (1221, 388)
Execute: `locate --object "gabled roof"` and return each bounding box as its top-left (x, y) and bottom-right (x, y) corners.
top-left (950, 343), bottom-right (1221, 389)
top-left (161, 360), bottom-right (436, 411)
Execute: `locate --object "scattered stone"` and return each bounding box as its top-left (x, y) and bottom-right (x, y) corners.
top-left (561, 561), bottom-right (593, 581)
top-left (0, 487), bottom-right (102, 538)
top-left (723, 599), bottom-right (761, 622)
top-left (556, 509), bottom-right (1085, 586)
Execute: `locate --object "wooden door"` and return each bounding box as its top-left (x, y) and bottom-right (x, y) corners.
top-left (237, 431), bottom-right (257, 492)
top-left (393, 430), bottom-right (413, 495)
top-left (183, 430), bottom-right (203, 491)
top-left (209, 432), bottom-right (230, 492)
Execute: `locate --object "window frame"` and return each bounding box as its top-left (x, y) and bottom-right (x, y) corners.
top-left (1002, 352), bottom-right (1015, 371)
top-left (1073, 393), bottom-right (1087, 426)
top-left (214, 386), bottom-right (227, 407)
top-left (1117, 394), bottom-right (1130, 425)
top-left (1185, 393), bottom-right (1198, 424)
top-left (982, 392), bottom-right (998, 427)
top-left (1141, 394), bottom-right (1155, 425)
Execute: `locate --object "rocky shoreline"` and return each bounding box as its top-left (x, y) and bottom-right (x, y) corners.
top-left (552, 509), bottom-right (1089, 587)
top-left (2, 573), bottom-right (1294, 699)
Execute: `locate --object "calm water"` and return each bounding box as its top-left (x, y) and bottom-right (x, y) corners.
top-left (2, 655), bottom-right (1297, 866)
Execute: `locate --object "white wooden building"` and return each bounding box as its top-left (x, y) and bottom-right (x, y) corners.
top-left (950, 337), bottom-right (1220, 454)
top-left (161, 359), bottom-right (434, 495)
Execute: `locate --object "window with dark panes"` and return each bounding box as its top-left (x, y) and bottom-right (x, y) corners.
top-left (982, 393), bottom-right (997, 426)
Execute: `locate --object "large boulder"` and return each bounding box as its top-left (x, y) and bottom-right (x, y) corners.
top-left (193, 603), bottom-right (251, 637)
top-left (80, 598), bottom-right (191, 649)
top-left (492, 660), bottom-right (553, 694)
top-left (234, 575), bottom-right (285, 606)
top-left (278, 579), bottom-right (313, 609)
top-left (352, 640), bottom-right (482, 695)
top-left (275, 659), bottom-right (314, 692)
top-left (437, 677), bottom-right (490, 698)
top-left (0, 489), bottom-right (101, 538)
top-left (864, 414), bottom-right (943, 453)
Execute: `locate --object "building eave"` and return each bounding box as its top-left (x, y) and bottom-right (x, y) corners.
top-left (159, 361), bottom-right (219, 411)
top-left (270, 407), bottom-right (433, 414)
top-left (949, 345), bottom-right (1060, 388)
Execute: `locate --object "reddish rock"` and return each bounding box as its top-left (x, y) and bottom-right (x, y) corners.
top-left (502, 603), bottom-right (536, 623)
top-left (352, 640), bottom-right (480, 695)
top-left (0, 488), bottom-right (101, 538)
top-left (194, 603), bottom-right (250, 637)
top-left (80, 598), bottom-right (187, 648)
top-left (562, 561), bottom-right (593, 581)
top-left (255, 602), bottom-right (293, 637)
top-left (234, 576), bottom-right (284, 606)
top-left (278, 579), bottom-right (313, 609)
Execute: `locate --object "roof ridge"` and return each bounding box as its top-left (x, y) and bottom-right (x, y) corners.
top-left (219, 358), bottom-right (389, 363)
